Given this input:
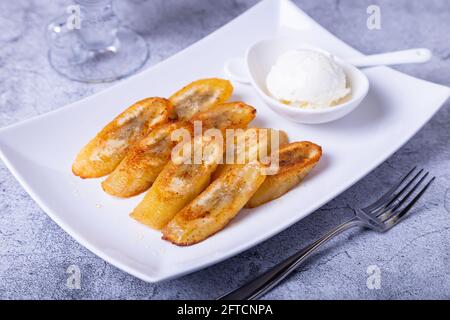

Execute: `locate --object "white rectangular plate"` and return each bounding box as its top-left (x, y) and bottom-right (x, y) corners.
top-left (0, 0), bottom-right (449, 282)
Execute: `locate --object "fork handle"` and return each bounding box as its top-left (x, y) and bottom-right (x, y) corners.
top-left (218, 217), bottom-right (361, 300)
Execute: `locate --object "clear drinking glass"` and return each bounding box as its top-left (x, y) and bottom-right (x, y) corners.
top-left (47, 0), bottom-right (148, 83)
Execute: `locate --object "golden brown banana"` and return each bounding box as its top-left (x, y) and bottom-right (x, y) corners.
top-left (162, 161), bottom-right (266, 246)
top-left (161, 127), bottom-right (284, 245)
top-left (212, 128), bottom-right (289, 180)
top-left (246, 141), bottom-right (322, 208)
top-left (72, 98), bottom-right (173, 179)
top-left (130, 135), bottom-right (223, 230)
top-left (102, 102), bottom-right (256, 198)
top-left (170, 78), bottom-right (233, 120)
top-left (190, 101), bottom-right (256, 130)
top-left (101, 121), bottom-right (193, 197)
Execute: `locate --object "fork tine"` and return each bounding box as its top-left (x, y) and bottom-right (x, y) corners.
top-left (378, 169), bottom-right (426, 213)
top-left (382, 176), bottom-right (435, 229)
top-left (364, 167), bottom-right (417, 212)
top-left (380, 172), bottom-right (429, 220)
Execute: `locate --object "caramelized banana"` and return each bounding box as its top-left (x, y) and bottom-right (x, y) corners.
top-left (162, 161), bottom-right (266, 246)
top-left (101, 121), bottom-right (193, 197)
top-left (72, 98), bottom-right (173, 178)
top-left (212, 128), bottom-right (289, 180)
top-left (102, 102), bottom-right (256, 198)
top-left (130, 135), bottom-right (223, 230)
top-left (170, 78), bottom-right (233, 120)
top-left (190, 102), bottom-right (256, 130)
top-left (246, 141), bottom-right (322, 208)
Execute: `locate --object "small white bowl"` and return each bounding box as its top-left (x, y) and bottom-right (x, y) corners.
top-left (225, 36), bottom-right (370, 124)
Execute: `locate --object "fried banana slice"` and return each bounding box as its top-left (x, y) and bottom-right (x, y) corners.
top-left (246, 141), bottom-right (322, 208)
top-left (170, 78), bottom-right (233, 120)
top-left (212, 128), bottom-right (289, 180)
top-left (101, 121), bottom-right (193, 197)
top-left (162, 161), bottom-right (266, 246)
top-left (102, 102), bottom-right (256, 198)
top-left (130, 135), bottom-right (223, 230)
top-left (190, 101), bottom-right (256, 130)
top-left (72, 98), bottom-right (173, 178)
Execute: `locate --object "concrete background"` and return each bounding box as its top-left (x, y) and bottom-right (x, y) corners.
top-left (0, 0), bottom-right (449, 299)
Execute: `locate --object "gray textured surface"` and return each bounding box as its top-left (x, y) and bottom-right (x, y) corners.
top-left (0, 0), bottom-right (449, 300)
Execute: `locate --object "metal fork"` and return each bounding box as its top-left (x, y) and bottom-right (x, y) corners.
top-left (218, 167), bottom-right (435, 300)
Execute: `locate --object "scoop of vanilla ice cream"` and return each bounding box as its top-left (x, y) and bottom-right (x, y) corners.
top-left (266, 49), bottom-right (350, 108)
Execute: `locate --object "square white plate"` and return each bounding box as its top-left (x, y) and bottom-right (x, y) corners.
top-left (0, 0), bottom-right (449, 282)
